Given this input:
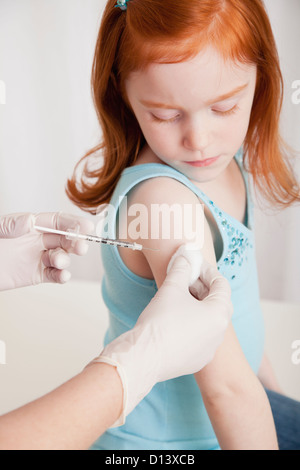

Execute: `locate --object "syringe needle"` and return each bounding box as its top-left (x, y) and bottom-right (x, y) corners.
top-left (141, 246), bottom-right (160, 252)
top-left (34, 225), bottom-right (160, 251)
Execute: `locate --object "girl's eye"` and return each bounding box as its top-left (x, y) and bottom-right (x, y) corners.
top-left (151, 113), bottom-right (180, 124)
top-left (212, 105), bottom-right (239, 116)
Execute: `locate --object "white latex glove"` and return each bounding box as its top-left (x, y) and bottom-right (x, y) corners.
top-left (92, 250), bottom-right (233, 426)
top-left (0, 212), bottom-right (94, 291)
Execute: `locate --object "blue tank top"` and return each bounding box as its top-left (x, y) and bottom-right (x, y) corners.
top-left (91, 149), bottom-right (265, 450)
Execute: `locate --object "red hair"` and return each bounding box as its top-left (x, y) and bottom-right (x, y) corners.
top-left (67, 0), bottom-right (299, 213)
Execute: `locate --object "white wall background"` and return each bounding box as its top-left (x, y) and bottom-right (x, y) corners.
top-left (0, 0), bottom-right (299, 302)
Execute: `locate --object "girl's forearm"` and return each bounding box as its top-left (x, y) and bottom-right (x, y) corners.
top-left (199, 378), bottom-right (279, 450)
top-left (0, 363), bottom-right (123, 450)
top-left (258, 353), bottom-right (284, 394)
top-left (195, 325), bottom-right (278, 450)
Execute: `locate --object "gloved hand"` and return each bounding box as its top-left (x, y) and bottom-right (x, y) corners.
top-left (0, 212), bottom-right (94, 291)
top-left (92, 248), bottom-right (233, 426)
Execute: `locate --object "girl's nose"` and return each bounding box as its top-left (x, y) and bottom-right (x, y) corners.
top-left (183, 119), bottom-right (212, 153)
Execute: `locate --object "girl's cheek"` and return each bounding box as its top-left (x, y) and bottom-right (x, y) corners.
top-left (224, 115), bottom-right (249, 142)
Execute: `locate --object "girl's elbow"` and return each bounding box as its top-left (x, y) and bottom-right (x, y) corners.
top-left (202, 377), bottom-right (265, 410)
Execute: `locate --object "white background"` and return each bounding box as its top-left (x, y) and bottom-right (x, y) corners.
top-left (0, 0), bottom-right (299, 302)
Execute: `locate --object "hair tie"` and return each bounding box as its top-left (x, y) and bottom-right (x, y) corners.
top-left (115, 0), bottom-right (129, 11)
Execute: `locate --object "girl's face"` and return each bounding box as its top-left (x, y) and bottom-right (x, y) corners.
top-left (125, 46), bottom-right (257, 183)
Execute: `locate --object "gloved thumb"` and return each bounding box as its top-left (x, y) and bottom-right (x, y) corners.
top-left (165, 243), bottom-right (204, 289)
top-left (0, 213), bottom-right (35, 239)
top-left (164, 255), bottom-right (192, 290)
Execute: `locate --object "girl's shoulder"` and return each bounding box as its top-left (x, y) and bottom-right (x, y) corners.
top-left (125, 145), bottom-right (201, 208)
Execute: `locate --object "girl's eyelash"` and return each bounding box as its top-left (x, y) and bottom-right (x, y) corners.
top-left (151, 105), bottom-right (239, 124)
top-left (213, 105), bottom-right (239, 116)
top-left (151, 114), bottom-right (180, 124)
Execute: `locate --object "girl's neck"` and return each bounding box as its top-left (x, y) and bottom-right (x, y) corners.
top-left (132, 144), bottom-right (234, 193)
top-left (132, 145), bottom-right (166, 167)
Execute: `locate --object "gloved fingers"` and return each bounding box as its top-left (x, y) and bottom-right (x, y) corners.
top-left (67, 239), bottom-right (89, 256)
top-left (204, 275), bottom-right (232, 303)
top-left (34, 212), bottom-right (94, 235)
top-left (42, 267), bottom-right (71, 284)
top-left (0, 213), bottom-right (35, 239)
top-left (186, 257), bottom-right (229, 301)
top-left (189, 278), bottom-right (209, 300)
top-left (41, 248), bottom-right (71, 270)
top-left (197, 258), bottom-right (222, 287)
top-left (41, 233), bottom-right (89, 256)
top-left (34, 212), bottom-right (94, 255)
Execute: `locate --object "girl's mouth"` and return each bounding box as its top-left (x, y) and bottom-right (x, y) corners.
top-left (184, 156), bottom-right (220, 167)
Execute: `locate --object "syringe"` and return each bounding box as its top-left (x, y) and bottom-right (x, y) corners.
top-left (34, 225), bottom-right (158, 251)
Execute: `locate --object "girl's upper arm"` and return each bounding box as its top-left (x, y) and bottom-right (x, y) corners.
top-left (121, 176), bottom-right (217, 288)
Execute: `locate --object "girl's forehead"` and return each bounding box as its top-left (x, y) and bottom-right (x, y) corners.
top-left (126, 47), bottom-right (257, 101)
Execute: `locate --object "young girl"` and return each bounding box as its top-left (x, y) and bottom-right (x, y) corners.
top-left (67, 0), bottom-right (300, 450)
